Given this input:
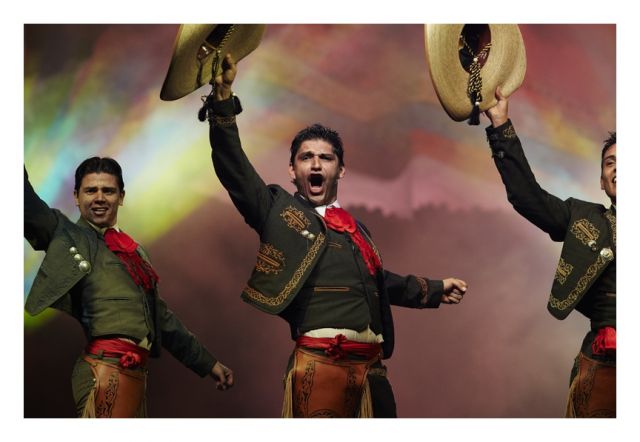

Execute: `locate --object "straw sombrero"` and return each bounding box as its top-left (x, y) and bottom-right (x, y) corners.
top-left (160, 24), bottom-right (266, 101)
top-left (425, 24), bottom-right (526, 123)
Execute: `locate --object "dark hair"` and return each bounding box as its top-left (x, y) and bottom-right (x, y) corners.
top-left (289, 124), bottom-right (345, 166)
top-left (601, 131), bottom-right (616, 169)
top-left (74, 157), bottom-right (125, 193)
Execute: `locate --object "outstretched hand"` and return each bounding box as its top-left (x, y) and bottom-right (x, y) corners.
top-left (214, 53), bottom-right (237, 101)
top-left (484, 86), bottom-right (509, 128)
top-left (441, 277), bottom-right (468, 304)
top-left (211, 361), bottom-right (234, 391)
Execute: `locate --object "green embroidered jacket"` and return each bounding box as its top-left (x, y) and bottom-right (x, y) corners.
top-left (24, 167), bottom-right (216, 376)
top-left (209, 97), bottom-right (445, 358)
top-left (486, 120), bottom-right (616, 320)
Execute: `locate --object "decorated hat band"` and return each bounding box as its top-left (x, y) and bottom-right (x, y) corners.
top-left (160, 24), bottom-right (266, 102)
top-left (425, 24), bottom-right (526, 124)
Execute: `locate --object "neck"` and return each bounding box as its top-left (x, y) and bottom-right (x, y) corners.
top-left (84, 218), bottom-right (119, 234)
top-left (316, 197), bottom-right (338, 208)
top-left (297, 193), bottom-right (338, 208)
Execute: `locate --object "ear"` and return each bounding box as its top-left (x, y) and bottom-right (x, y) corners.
top-left (338, 165), bottom-right (346, 179)
top-left (600, 176), bottom-right (605, 191)
top-left (73, 190), bottom-right (79, 207)
top-left (119, 190), bottom-right (125, 206)
top-left (288, 163), bottom-right (296, 182)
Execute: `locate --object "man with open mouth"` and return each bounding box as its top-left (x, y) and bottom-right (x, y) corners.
top-left (24, 157), bottom-right (234, 417)
top-left (484, 87), bottom-right (616, 417)
top-left (206, 54), bottom-right (468, 418)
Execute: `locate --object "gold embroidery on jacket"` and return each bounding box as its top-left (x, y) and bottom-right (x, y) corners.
top-left (212, 115), bottom-right (236, 127)
top-left (245, 232), bottom-right (326, 306)
top-left (502, 124), bottom-right (516, 139)
top-left (549, 254), bottom-right (607, 311)
top-left (281, 206), bottom-right (311, 233)
top-left (570, 219), bottom-right (600, 246)
top-left (255, 243), bottom-right (286, 275)
top-left (416, 277), bottom-right (429, 304)
top-left (554, 258), bottom-right (574, 285)
top-left (604, 210), bottom-right (616, 247)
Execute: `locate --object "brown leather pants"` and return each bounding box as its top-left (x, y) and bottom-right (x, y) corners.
top-left (566, 352), bottom-right (616, 418)
top-left (72, 355), bottom-right (147, 418)
top-left (288, 347), bottom-right (378, 418)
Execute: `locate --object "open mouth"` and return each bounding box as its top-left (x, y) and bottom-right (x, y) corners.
top-left (612, 176), bottom-right (616, 184)
top-left (91, 207), bottom-right (108, 216)
top-left (308, 173), bottom-right (324, 194)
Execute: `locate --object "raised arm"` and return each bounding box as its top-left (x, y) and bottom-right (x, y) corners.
top-left (484, 87), bottom-right (572, 241)
top-left (208, 54), bottom-right (274, 233)
top-left (24, 166), bottom-right (59, 250)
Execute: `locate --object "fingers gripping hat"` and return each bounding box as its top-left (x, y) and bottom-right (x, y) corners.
top-left (160, 24), bottom-right (266, 101)
top-left (424, 24), bottom-right (526, 125)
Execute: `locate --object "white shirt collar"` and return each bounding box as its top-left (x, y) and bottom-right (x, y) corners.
top-left (314, 200), bottom-right (341, 217)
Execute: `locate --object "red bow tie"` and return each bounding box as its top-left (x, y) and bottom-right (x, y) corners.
top-left (324, 207), bottom-right (356, 233)
top-left (324, 207), bottom-right (381, 275)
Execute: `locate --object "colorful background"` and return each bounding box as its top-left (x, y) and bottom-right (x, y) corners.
top-left (24, 24), bottom-right (615, 417)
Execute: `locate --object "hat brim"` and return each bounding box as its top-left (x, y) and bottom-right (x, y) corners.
top-left (160, 24), bottom-right (266, 101)
top-left (425, 24), bottom-right (526, 122)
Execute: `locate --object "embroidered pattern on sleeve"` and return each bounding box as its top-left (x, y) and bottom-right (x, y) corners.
top-left (554, 258), bottom-right (574, 285)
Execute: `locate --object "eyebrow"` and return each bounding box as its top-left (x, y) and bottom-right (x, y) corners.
top-left (83, 185), bottom-right (119, 191)
top-left (298, 150), bottom-right (335, 157)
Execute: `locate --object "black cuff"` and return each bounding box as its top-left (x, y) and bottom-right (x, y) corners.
top-left (419, 278), bottom-right (444, 308)
top-left (209, 95), bottom-right (242, 127)
top-left (485, 119), bottom-right (516, 143)
top-left (211, 95), bottom-right (242, 116)
top-left (193, 352), bottom-right (218, 378)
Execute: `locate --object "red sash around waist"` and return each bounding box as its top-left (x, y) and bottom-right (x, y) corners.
top-left (296, 334), bottom-right (382, 360)
top-left (592, 326), bottom-right (616, 356)
top-left (85, 338), bottom-right (150, 369)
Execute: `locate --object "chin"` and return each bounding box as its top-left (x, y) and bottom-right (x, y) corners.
top-left (307, 197), bottom-right (324, 207)
top-left (89, 217), bottom-right (110, 228)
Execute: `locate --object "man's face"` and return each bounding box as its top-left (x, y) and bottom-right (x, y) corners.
top-left (74, 172), bottom-right (124, 228)
top-left (600, 144), bottom-right (616, 204)
top-left (288, 139), bottom-right (345, 207)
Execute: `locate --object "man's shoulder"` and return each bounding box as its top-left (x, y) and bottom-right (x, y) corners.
top-left (266, 183), bottom-right (288, 194)
top-left (50, 209), bottom-right (84, 234)
top-left (47, 214), bottom-right (99, 252)
top-left (566, 197), bottom-right (608, 215)
top-left (266, 184), bottom-right (306, 206)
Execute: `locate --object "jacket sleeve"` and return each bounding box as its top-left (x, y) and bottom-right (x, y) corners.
top-left (24, 166), bottom-right (59, 250)
top-left (209, 96), bottom-right (275, 234)
top-left (383, 270), bottom-right (444, 309)
top-left (155, 295), bottom-right (217, 378)
top-left (486, 120), bottom-right (572, 241)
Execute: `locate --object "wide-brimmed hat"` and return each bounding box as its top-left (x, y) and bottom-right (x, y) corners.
top-left (160, 24), bottom-right (266, 101)
top-left (424, 24), bottom-right (526, 123)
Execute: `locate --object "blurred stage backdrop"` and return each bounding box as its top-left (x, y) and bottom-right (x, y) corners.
top-left (24, 24), bottom-right (615, 417)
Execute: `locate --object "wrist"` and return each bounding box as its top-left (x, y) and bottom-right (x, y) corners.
top-left (215, 86), bottom-right (233, 101)
top-left (491, 116), bottom-right (508, 128)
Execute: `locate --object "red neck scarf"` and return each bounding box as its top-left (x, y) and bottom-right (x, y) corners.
top-left (103, 228), bottom-right (159, 291)
top-left (323, 207), bottom-right (382, 275)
